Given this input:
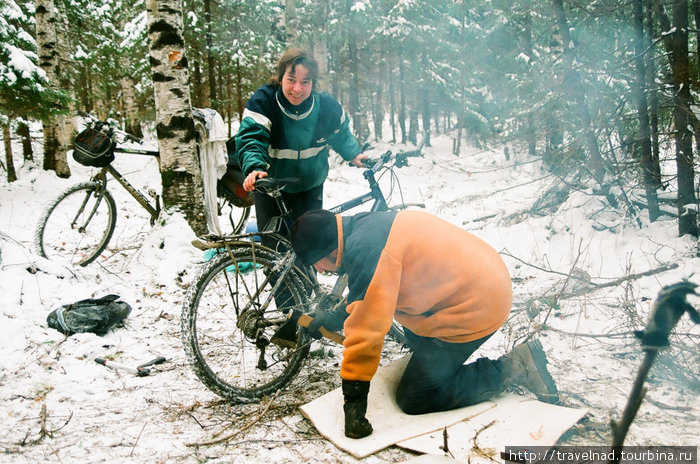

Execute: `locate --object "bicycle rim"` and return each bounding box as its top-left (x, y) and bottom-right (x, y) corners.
top-left (220, 201), bottom-right (251, 235)
top-left (182, 245), bottom-right (311, 402)
top-left (35, 182), bottom-right (116, 266)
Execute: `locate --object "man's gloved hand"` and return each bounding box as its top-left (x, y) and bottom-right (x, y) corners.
top-left (306, 309), bottom-right (347, 340)
top-left (342, 379), bottom-right (373, 439)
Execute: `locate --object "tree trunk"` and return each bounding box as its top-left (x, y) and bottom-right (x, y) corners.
top-left (35, 0), bottom-right (71, 178)
top-left (420, 56), bottom-right (430, 147)
top-left (656, 0), bottom-right (699, 236)
top-left (632, 0), bottom-right (660, 222)
top-left (235, 58), bottom-right (244, 122)
top-left (645, 0), bottom-right (663, 188)
top-left (204, 0), bottom-right (217, 109)
top-left (373, 50), bottom-right (385, 141)
top-left (398, 53), bottom-right (407, 144)
top-left (347, 1), bottom-right (363, 141)
top-left (388, 50), bottom-right (396, 143)
top-left (694, 0), bottom-right (700, 82)
top-left (551, 0), bottom-right (614, 201)
top-left (408, 110), bottom-right (418, 145)
top-left (146, 0), bottom-right (207, 235)
top-left (311, 0), bottom-right (329, 91)
top-left (18, 120), bottom-right (33, 162)
top-left (117, 7), bottom-right (143, 139)
top-left (285, 0), bottom-right (297, 44)
top-left (118, 51), bottom-right (143, 137)
top-left (669, 0), bottom-right (699, 236)
top-left (523, 3), bottom-right (537, 156)
top-left (3, 123), bottom-right (17, 183)
top-left (192, 55), bottom-right (203, 108)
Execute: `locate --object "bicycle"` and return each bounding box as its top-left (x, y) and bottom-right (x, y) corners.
top-left (181, 141), bottom-right (425, 403)
top-left (34, 112), bottom-right (252, 267)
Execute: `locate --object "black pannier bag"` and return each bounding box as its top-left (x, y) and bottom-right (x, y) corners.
top-left (47, 294), bottom-right (132, 336)
top-left (218, 136), bottom-right (254, 207)
top-left (73, 127), bottom-right (115, 167)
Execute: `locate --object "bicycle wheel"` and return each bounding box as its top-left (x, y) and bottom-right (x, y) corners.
top-left (182, 244), bottom-right (312, 402)
top-left (35, 182), bottom-right (117, 266)
top-left (218, 198), bottom-right (251, 235)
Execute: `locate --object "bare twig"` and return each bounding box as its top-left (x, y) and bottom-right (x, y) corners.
top-left (187, 391), bottom-right (281, 447)
top-left (439, 427), bottom-right (455, 459)
top-left (471, 419), bottom-right (498, 461)
top-left (501, 248), bottom-right (679, 298)
top-left (130, 421), bottom-right (148, 456)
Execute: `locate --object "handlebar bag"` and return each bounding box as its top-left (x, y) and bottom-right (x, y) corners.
top-left (73, 127), bottom-right (116, 167)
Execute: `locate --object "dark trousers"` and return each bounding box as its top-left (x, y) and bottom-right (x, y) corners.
top-left (253, 184), bottom-right (323, 307)
top-left (396, 330), bottom-right (506, 415)
top-left (253, 183), bottom-right (324, 248)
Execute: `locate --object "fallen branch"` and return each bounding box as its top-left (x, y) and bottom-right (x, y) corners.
top-left (501, 248), bottom-right (679, 299)
top-left (187, 391), bottom-right (281, 447)
top-left (471, 419), bottom-right (498, 460)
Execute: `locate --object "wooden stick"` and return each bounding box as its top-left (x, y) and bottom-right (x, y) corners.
top-left (296, 314), bottom-right (345, 345)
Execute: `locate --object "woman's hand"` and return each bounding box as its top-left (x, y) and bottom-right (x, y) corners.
top-left (243, 170), bottom-right (268, 191)
top-left (349, 153), bottom-right (369, 167)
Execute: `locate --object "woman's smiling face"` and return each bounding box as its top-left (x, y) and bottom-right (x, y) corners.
top-left (281, 64), bottom-right (313, 106)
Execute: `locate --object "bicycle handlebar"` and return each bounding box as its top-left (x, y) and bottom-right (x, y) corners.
top-left (360, 133), bottom-right (426, 171)
top-left (77, 110), bottom-right (145, 145)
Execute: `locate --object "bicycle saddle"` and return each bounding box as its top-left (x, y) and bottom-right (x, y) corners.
top-left (255, 177), bottom-right (301, 193)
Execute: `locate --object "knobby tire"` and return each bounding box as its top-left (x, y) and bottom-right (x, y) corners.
top-left (181, 244), bottom-right (312, 402)
top-left (35, 182), bottom-right (117, 266)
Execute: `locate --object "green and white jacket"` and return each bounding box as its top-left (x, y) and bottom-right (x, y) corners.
top-left (235, 84), bottom-right (361, 193)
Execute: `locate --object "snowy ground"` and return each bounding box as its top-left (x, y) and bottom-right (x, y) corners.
top-left (0, 130), bottom-right (698, 463)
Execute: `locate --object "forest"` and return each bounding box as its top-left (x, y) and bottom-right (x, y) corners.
top-left (1, 1), bottom-right (699, 461)
top-left (1, 0), bottom-right (699, 238)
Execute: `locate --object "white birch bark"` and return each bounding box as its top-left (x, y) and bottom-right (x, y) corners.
top-left (35, 0), bottom-right (71, 177)
top-left (146, 0), bottom-right (206, 235)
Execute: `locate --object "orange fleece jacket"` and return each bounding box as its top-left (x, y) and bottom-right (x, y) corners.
top-left (340, 210), bottom-right (512, 382)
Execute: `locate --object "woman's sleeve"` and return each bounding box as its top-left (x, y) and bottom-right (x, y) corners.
top-left (235, 91), bottom-right (273, 175)
top-left (327, 106), bottom-right (361, 162)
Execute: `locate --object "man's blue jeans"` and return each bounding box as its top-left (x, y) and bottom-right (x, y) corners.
top-left (396, 329), bottom-right (505, 415)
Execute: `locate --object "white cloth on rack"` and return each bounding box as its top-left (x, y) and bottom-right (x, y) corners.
top-left (193, 108), bottom-right (228, 235)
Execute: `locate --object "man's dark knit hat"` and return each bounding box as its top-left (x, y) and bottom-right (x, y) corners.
top-left (290, 209), bottom-right (338, 266)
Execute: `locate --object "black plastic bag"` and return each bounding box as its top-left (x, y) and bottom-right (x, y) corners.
top-left (47, 294), bottom-right (131, 336)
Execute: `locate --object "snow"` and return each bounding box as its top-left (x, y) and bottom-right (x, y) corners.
top-left (6, 44), bottom-right (44, 81)
top-left (0, 129), bottom-right (698, 463)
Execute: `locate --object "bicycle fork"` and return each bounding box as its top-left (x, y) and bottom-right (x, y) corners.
top-left (72, 185), bottom-right (106, 233)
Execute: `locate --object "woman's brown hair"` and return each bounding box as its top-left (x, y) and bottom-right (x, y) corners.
top-left (268, 48), bottom-right (319, 90)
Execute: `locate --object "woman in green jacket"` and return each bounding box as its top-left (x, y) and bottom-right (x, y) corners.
top-left (235, 48), bottom-right (366, 239)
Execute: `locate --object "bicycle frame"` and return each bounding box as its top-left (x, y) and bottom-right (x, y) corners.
top-left (327, 168), bottom-right (388, 214)
top-left (93, 157), bottom-right (161, 224)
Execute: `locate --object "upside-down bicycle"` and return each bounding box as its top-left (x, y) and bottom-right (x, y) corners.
top-left (34, 112), bottom-right (252, 267)
top-left (181, 140), bottom-right (425, 403)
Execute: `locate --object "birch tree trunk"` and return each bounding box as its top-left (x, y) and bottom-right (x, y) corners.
top-left (35, 0), bottom-right (71, 178)
top-left (146, 0), bottom-right (207, 235)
